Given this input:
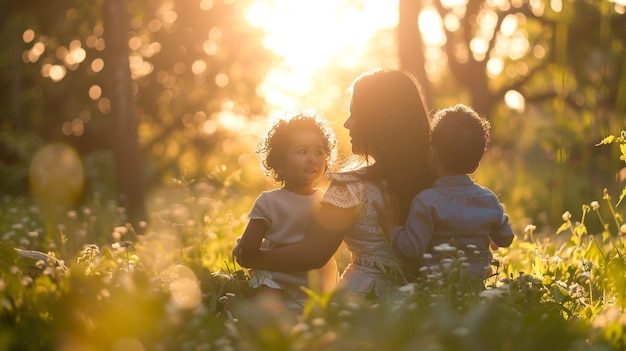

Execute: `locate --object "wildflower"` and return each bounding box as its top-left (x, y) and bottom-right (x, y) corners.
top-left (311, 317), bottom-right (326, 327)
top-left (398, 283), bottom-right (416, 294)
top-left (440, 258), bottom-right (454, 266)
top-left (291, 323), bottom-right (310, 335)
top-left (433, 243), bottom-right (456, 252)
top-left (422, 253), bottom-right (433, 260)
top-left (555, 280), bottom-right (568, 289)
top-left (346, 301), bottom-right (360, 310)
top-left (21, 276), bottom-right (33, 286)
top-left (620, 224), bottom-right (626, 234)
top-left (337, 310), bottom-right (352, 318)
top-left (590, 201), bottom-right (600, 210)
top-left (524, 224), bottom-right (536, 233)
top-left (562, 211), bottom-right (571, 221)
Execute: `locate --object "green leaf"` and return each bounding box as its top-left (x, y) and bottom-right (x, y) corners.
top-left (596, 135), bottom-right (616, 145)
top-left (616, 186), bottom-right (626, 206)
top-left (556, 222), bottom-right (570, 235)
top-left (552, 285), bottom-right (570, 303)
top-left (574, 224), bottom-right (587, 237)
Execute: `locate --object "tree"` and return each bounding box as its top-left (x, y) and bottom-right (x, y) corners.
top-left (398, 0), bottom-right (431, 103)
top-left (0, 0), bottom-right (273, 228)
top-left (396, 0), bottom-right (626, 224)
top-left (102, 0), bottom-right (146, 225)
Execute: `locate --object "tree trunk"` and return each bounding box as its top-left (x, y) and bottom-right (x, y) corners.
top-left (102, 0), bottom-right (146, 228)
top-left (398, 0), bottom-right (432, 104)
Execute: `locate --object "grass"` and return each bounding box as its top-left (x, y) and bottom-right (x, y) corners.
top-left (2, 136), bottom-right (626, 350)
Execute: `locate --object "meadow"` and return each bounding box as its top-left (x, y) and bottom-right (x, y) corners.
top-left (2, 134), bottom-right (626, 351)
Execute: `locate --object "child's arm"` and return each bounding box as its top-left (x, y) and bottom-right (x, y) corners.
top-left (237, 202), bottom-right (353, 272)
top-left (490, 210), bottom-right (514, 248)
top-left (390, 197), bottom-right (434, 261)
top-left (233, 218), bottom-right (267, 267)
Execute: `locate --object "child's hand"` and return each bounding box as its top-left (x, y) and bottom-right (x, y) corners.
top-left (232, 239), bottom-right (243, 264)
top-left (374, 188), bottom-right (398, 239)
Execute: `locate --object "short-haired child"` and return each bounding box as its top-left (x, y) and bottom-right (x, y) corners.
top-left (385, 104), bottom-right (514, 281)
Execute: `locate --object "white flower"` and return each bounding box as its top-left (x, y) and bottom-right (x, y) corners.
top-left (433, 243), bottom-right (456, 252)
top-left (562, 211), bottom-right (571, 221)
top-left (590, 201), bottom-right (600, 210)
top-left (524, 224), bottom-right (537, 233)
top-left (398, 283), bottom-right (416, 294)
top-left (621, 224), bottom-right (626, 234)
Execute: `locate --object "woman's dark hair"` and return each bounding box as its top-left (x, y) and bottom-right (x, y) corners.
top-left (350, 69), bottom-right (434, 223)
top-left (259, 112), bottom-right (337, 184)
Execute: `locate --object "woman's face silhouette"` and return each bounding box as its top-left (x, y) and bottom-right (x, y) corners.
top-left (344, 93), bottom-right (365, 156)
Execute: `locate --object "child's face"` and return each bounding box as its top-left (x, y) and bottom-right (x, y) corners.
top-left (279, 130), bottom-right (327, 193)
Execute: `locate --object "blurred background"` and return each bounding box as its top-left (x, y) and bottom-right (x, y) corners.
top-left (1, 0), bottom-right (626, 237)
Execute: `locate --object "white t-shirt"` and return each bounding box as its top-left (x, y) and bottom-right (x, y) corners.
top-left (248, 188), bottom-right (338, 311)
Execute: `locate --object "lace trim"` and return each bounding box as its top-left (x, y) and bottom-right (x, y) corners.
top-left (321, 173), bottom-right (365, 209)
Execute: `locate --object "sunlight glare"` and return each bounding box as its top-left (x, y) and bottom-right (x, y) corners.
top-left (550, 0), bottom-right (563, 12)
top-left (246, 0), bottom-right (398, 112)
top-left (486, 57), bottom-right (504, 78)
top-left (419, 7), bottom-right (446, 46)
top-left (500, 14), bottom-right (518, 36)
top-left (248, 1), bottom-right (396, 73)
top-left (504, 90), bottom-right (525, 112)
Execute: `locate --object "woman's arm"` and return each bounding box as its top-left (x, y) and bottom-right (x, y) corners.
top-left (232, 219), bottom-right (266, 267)
top-left (235, 203), bottom-right (355, 272)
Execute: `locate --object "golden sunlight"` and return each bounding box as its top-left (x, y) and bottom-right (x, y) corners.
top-left (245, 0), bottom-right (398, 112)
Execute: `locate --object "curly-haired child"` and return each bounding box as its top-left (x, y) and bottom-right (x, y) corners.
top-left (233, 112), bottom-right (338, 313)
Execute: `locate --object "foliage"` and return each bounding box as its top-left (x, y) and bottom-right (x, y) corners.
top-left (0, 0), bottom-right (273, 197)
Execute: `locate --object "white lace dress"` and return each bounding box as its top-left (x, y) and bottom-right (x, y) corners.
top-left (322, 170), bottom-right (405, 297)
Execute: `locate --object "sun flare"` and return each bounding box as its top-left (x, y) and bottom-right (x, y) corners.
top-left (245, 0), bottom-right (399, 112)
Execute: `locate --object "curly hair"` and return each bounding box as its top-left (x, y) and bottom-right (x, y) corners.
top-left (430, 104), bottom-right (491, 174)
top-left (258, 112), bottom-right (337, 184)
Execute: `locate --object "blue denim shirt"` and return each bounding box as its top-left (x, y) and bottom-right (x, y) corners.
top-left (391, 174), bottom-right (514, 278)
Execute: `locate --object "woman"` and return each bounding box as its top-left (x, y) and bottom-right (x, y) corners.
top-left (235, 69), bottom-right (433, 298)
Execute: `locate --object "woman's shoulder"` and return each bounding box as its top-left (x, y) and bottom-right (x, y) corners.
top-left (328, 168), bottom-right (367, 183)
